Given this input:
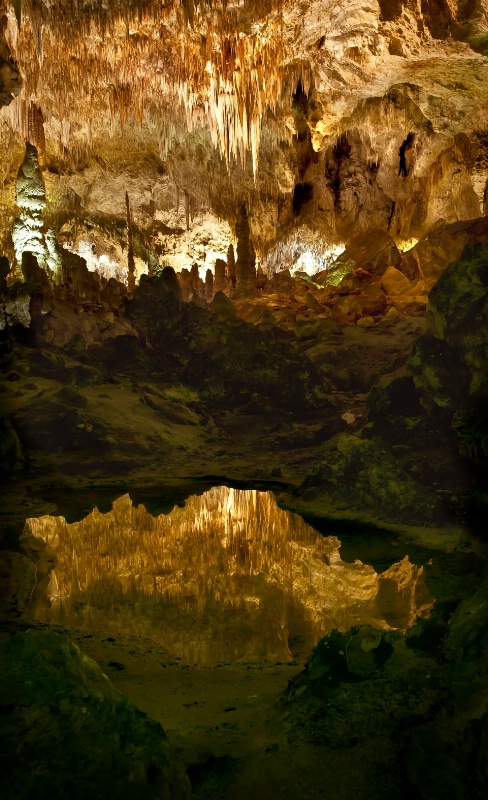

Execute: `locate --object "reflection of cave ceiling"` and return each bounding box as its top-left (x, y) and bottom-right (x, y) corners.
top-left (1, 1), bottom-right (488, 256)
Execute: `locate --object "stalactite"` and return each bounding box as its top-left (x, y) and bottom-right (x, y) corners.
top-left (12, 0), bottom-right (21, 28)
top-left (3, 0), bottom-right (296, 176)
top-left (184, 189), bottom-right (190, 231)
top-left (27, 102), bottom-right (45, 167)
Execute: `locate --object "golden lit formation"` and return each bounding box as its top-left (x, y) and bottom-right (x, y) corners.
top-left (27, 488), bottom-right (433, 664)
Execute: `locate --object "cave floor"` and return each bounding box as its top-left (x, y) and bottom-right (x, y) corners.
top-left (57, 625), bottom-right (395, 800)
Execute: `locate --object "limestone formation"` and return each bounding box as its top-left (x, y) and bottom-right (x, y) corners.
top-left (0, 4), bottom-right (488, 797)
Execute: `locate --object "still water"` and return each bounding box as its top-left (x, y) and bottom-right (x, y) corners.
top-left (26, 487), bottom-right (433, 664)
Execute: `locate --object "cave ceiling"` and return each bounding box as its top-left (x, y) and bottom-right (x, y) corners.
top-left (0, 0), bottom-right (488, 261)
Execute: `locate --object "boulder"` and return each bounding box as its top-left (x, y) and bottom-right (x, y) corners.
top-left (286, 625), bottom-right (394, 698)
top-left (409, 242), bottom-right (488, 408)
top-left (400, 216), bottom-right (488, 289)
top-left (314, 228), bottom-right (402, 287)
top-left (295, 432), bottom-right (440, 525)
top-left (20, 529), bottom-right (57, 615)
top-left (0, 629), bottom-right (190, 800)
top-left (0, 552), bottom-right (36, 621)
top-left (380, 265), bottom-right (415, 296)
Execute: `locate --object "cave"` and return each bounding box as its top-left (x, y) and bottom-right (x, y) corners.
top-left (399, 132), bottom-right (416, 178)
top-left (292, 181), bottom-right (313, 215)
top-left (1, 2), bottom-right (488, 800)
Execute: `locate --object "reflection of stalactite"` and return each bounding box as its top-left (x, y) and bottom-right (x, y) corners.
top-left (125, 191), bottom-right (135, 292)
top-left (26, 488), bottom-right (433, 665)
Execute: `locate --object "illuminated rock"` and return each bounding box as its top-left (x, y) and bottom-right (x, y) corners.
top-left (314, 229), bottom-right (402, 288)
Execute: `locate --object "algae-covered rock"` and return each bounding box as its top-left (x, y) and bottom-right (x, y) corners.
top-left (296, 432), bottom-right (438, 524)
top-left (409, 242), bottom-right (488, 408)
top-left (286, 626), bottom-right (392, 700)
top-left (0, 629), bottom-right (190, 800)
top-left (0, 417), bottom-right (24, 477)
top-left (0, 552), bottom-right (36, 620)
top-left (408, 243), bottom-right (488, 517)
top-left (443, 575), bottom-right (488, 663)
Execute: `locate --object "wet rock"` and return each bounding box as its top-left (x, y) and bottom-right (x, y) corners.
top-left (0, 629), bottom-right (190, 800)
top-left (0, 551), bottom-right (36, 620)
top-left (13, 395), bottom-right (110, 455)
top-left (0, 417), bottom-right (24, 477)
top-left (401, 713), bottom-right (488, 800)
top-left (19, 530), bottom-right (57, 615)
top-left (0, 282), bottom-right (31, 329)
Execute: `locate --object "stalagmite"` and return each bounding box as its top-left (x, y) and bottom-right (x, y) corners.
top-left (125, 191), bottom-right (135, 293)
top-left (12, 142), bottom-right (47, 274)
top-left (214, 258), bottom-right (227, 292)
top-left (226, 243), bottom-right (236, 288)
top-left (235, 206), bottom-right (256, 293)
top-left (204, 267), bottom-right (213, 301)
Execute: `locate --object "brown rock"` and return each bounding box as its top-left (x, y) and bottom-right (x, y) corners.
top-left (315, 228), bottom-right (402, 287)
top-left (357, 316), bottom-right (375, 327)
top-left (380, 266), bottom-right (415, 296)
top-left (403, 216), bottom-right (488, 289)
